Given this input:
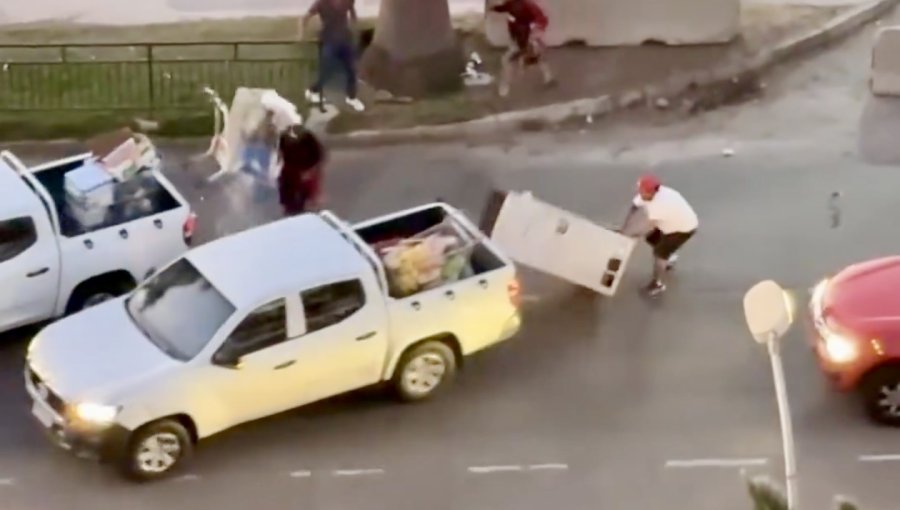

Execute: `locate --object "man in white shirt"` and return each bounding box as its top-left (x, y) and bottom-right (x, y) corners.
top-left (620, 173), bottom-right (699, 296)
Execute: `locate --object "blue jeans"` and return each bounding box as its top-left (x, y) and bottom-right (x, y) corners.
top-left (311, 40), bottom-right (358, 99)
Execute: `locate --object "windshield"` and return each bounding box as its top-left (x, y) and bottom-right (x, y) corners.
top-left (125, 258), bottom-right (236, 361)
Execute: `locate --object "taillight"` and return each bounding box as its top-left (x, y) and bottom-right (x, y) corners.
top-left (507, 279), bottom-right (522, 307)
top-left (183, 212), bottom-right (197, 243)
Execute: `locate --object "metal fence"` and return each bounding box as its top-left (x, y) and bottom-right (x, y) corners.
top-left (0, 41), bottom-right (318, 113)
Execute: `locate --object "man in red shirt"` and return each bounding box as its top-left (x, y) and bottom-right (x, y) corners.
top-left (491, 0), bottom-right (555, 97)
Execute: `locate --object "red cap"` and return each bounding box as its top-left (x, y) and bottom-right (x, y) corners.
top-left (637, 173), bottom-right (661, 194)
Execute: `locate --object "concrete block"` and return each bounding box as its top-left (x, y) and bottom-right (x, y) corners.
top-left (485, 0), bottom-right (739, 48)
top-left (871, 26), bottom-right (900, 96)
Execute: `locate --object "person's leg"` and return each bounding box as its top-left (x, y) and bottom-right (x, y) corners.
top-left (647, 231), bottom-right (695, 294)
top-left (337, 42), bottom-right (365, 111)
top-left (499, 44), bottom-right (519, 97)
top-left (308, 42), bottom-right (337, 101)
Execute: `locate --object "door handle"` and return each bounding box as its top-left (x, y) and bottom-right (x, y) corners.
top-left (356, 331), bottom-right (376, 341)
top-left (274, 360), bottom-right (296, 370)
top-left (27, 267), bottom-right (49, 278)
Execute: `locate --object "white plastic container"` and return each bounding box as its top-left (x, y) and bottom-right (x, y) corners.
top-left (64, 161), bottom-right (115, 209)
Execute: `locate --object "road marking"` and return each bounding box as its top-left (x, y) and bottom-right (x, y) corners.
top-left (289, 470), bottom-right (312, 478)
top-left (173, 474), bottom-right (201, 482)
top-left (468, 465), bottom-right (525, 474)
top-left (0, 478), bottom-right (13, 486)
top-left (521, 294), bottom-right (541, 303)
top-left (664, 458), bottom-right (769, 469)
top-left (858, 454), bottom-right (900, 462)
top-left (333, 468), bottom-right (385, 477)
top-left (528, 463), bottom-right (569, 471)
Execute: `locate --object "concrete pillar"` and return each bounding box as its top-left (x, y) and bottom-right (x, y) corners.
top-left (485, 0), bottom-right (740, 48)
top-left (871, 26), bottom-right (900, 96)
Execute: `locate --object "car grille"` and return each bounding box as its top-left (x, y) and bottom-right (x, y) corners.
top-left (27, 366), bottom-right (67, 416)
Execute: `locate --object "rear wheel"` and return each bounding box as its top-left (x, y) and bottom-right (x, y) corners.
top-left (66, 277), bottom-right (134, 314)
top-left (861, 367), bottom-right (900, 426)
top-left (392, 340), bottom-right (457, 402)
top-left (120, 419), bottom-right (193, 482)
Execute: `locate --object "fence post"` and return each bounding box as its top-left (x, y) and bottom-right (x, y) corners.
top-left (147, 44), bottom-right (155, 119)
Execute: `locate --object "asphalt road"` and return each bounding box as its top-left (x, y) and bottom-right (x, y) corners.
top-left (5, 11), bottom-right (900, 510)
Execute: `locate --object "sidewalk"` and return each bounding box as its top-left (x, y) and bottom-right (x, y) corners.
top-left (341, 4), bottom-right (845, 130)
top-left (0, 0), bottom-right (893, 144)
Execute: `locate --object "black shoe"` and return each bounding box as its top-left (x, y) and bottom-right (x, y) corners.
top-left (644, 280), bottom-right (667, 297)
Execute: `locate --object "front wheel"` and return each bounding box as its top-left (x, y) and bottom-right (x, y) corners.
top-left (120, 419), bottom-right (193, 481)
top-left (392, 340), bottom-right (457, 403)
top-left (861, 367), bottom-right (900, 426)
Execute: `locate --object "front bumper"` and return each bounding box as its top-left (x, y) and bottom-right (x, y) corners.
top-left (24, 368), bottom-right (129, 463)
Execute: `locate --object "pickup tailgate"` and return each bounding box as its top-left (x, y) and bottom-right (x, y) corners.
top-left (482, 190), bottom-right (636, 296)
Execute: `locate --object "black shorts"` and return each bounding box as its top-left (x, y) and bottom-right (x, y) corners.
top-left (645, 228), bottom-right (696, 260)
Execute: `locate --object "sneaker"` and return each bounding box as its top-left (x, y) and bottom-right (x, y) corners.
top-left (345, 97), bottom-right (365, 112)
top-left (644, 280), bottom-right (667, 297)
top-left (305, 89), bottom-right (322, 103)
top-left (666, 253), bottom-right (679, 271)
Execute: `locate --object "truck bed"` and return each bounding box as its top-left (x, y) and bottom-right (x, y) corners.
top-left (32, 156), bottom-right (181, 237)
top-left (353, 204), bottom-right (508, 298)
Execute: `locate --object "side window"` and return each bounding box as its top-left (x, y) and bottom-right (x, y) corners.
top-left (222, 299), bottom-right (287, 356)
top-left (0, 217), bottom-right (37, 263)
top-left (301, 280), bottom-right (366, 334)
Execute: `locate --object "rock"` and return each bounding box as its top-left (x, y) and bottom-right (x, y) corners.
top-left (722, 147), bottom-right (735, 157)
top-left (655, 97), bottom-right (670, 109)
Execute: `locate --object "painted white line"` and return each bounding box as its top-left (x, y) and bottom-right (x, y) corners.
top-left (468, 465), bottom-right (524, 474)
top-left (332, 468), bottom-right (385, 477)
top-left (859, 454), bottom-right (900, 462)
top-left (289, 470), bottom-right (312, 478)
top-left (664, 458), bottom-right (769, 469)
top-left (174, 474), bottom-right (201, 482)
top-left (528, 463), bottom-right (569, 471)
top-left (0, 478), bottom-right (14, 486)
top-left (521, 295), bottom-right (541, 303)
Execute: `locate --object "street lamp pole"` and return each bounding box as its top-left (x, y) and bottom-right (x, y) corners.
top-left (766, 332), bottom-right (799, 510)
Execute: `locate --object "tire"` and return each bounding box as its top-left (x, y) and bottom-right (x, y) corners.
top-left (120, 419), bottom-right (193, 482)
top-left (67, 278), bottom-right (134, 314)
top-left (861, 367), bottom-right (900, 426)
top-left (391, 340), bottom-right (457, 403)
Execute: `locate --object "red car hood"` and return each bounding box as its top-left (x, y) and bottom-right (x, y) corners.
top-left (825, 256), bottom-right (900, 335)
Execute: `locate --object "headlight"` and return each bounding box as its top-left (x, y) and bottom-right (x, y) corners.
top-left (73, 403), bottom-right (119, 425)
top-left (823, 334), bottom-right (858, 363)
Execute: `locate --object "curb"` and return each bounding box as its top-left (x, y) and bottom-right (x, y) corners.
top-left (327, 0), bottom-right (899, 148)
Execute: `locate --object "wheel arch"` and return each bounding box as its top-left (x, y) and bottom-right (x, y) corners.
top-left (63, 269), bottom-right (137, 314)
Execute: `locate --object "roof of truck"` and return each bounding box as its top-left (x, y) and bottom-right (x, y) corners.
top-left (187, 214), bottom-right (369, 308)
top-left (0, 159), bottom-right (41, 217)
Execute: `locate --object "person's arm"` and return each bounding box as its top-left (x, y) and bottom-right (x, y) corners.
top-left (618, 196), bottom-right (644, 235)
top-left (349, 0), bottom-right (358, 24)
top-left (299, 0), bottom-right (321, 39)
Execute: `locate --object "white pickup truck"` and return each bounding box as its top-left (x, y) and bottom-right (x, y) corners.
top-left (25, 203), bottom-right (521, 481)
top-left (0, 151), bottom-right (194, 334)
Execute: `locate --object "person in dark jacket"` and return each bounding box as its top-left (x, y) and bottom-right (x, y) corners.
top-left (277, 124), bottom-right (326, 216)
top-left (491, 0), bottom-right (555, 97)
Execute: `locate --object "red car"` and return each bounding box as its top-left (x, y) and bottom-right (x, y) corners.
top-left (809, 256), bottom-right (900, 425)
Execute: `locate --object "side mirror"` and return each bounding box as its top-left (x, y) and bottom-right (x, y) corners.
top-left (212, 349), bottom-right (243, 369)
top-left (743, 280), bottom-right (795, 344)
